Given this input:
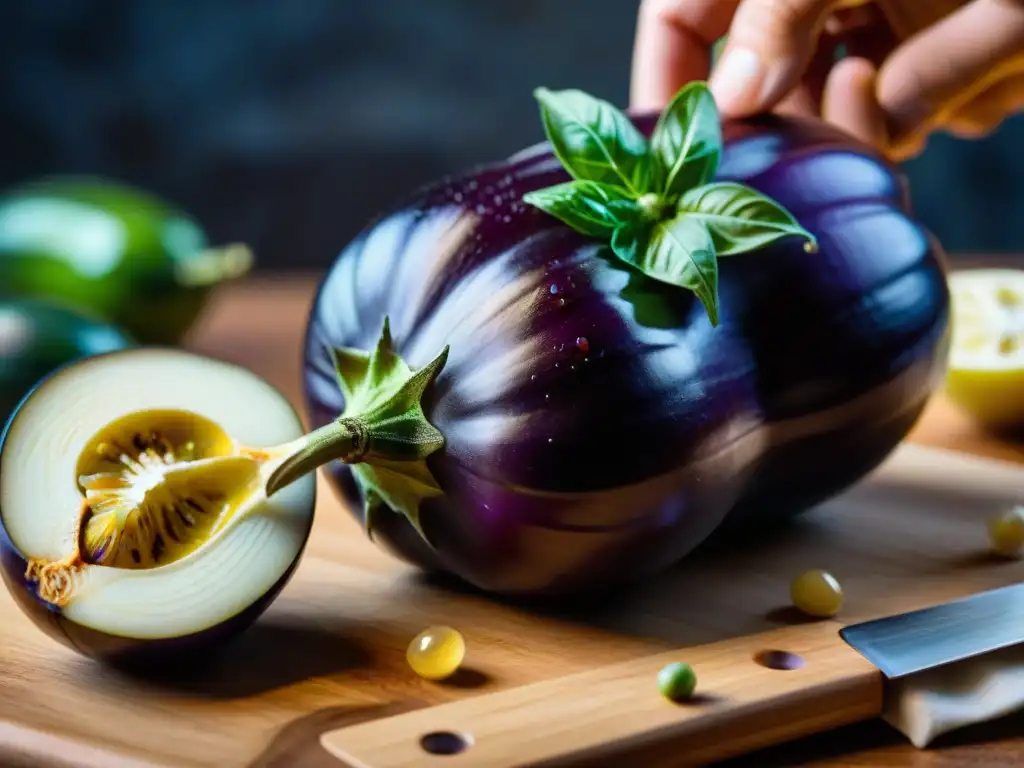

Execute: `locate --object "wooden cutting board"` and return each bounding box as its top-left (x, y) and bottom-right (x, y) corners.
top-left (2, 279), bottom-right (1024, 768)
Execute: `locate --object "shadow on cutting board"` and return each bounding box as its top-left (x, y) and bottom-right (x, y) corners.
top-left (110, 620), bottom-right (372, 699)
top-left (416, 444), bottom-right (1024, 649)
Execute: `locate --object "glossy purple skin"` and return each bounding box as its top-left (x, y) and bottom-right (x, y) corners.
top-left (303, 113), bottom-right (951, 596)
top-left (0, 350), bottom-right (316, 669)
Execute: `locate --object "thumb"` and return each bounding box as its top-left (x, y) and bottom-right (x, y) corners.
top-left (710, 0), bottom-right (844, 116)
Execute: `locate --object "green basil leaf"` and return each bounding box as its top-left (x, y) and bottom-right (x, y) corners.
top-left (609, 221), bottom-right (648, 266)
top-left (611, 215), bottom-right (720, 326)
top-left (534, 87), bottom-right (653, 195)
top-left (650, 82), bottom-right (722, 200)
top-left (679, 181), bottom-right (817, 256)
top-left (523, 180), bottom-right (642, 238)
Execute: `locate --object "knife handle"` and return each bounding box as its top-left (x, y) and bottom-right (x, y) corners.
top-left (320, 622), bottom-right (884, 768)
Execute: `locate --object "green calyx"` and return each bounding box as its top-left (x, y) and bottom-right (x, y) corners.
top-left (522, 82), bottom-right (818, 327)
top-left (265, 317), bottom-right (449, 541)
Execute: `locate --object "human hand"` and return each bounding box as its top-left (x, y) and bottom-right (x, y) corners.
top-left (630, 0), bottom-right (1024, 160)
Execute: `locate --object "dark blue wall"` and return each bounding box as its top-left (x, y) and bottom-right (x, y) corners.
top-left (2, 0), bottom-right (1022, 270)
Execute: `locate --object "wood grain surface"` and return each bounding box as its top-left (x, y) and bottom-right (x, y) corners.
top-left (322, 622), bottom-right (886, 768)
top-left (3, 275), bottom-right (1024, 768)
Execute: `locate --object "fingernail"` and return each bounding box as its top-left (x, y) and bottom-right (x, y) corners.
top-left (709, 47), bottom-right (764, 114)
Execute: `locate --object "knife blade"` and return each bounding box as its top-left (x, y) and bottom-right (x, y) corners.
top-left (316, 582), bottom-right (1024, 768)
top-left (840, 581), bottom-right (1024, 678)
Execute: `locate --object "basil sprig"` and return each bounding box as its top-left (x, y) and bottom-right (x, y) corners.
top-left (522, 82), bottom-right (817, 326)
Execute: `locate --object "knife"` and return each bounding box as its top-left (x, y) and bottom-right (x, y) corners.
top-left (315, 581), bottom-right (1024, 767)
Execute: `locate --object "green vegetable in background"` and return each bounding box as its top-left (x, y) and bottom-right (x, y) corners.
top-left (0, 299), bottom-right (133, 428)
top-left (0, 176), bottom-right (253, 345)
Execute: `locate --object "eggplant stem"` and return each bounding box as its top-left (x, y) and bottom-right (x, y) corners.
top-left (264, 418), bottom-right (365, 497)
top-left (263, 317), bottom-right (448, 543)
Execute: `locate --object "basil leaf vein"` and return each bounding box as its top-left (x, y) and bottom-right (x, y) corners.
top-left (650, 82), bottom-right (722, 199)
top-left (679, 182), bottom-right (817, 256)
top-left (523, 180), bottom-right (641, 238)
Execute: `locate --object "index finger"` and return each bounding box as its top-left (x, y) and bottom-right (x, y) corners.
top-left (877, 0), bottom-right (1024, 149)
top-left (630, 0), bottom-right (742, 111)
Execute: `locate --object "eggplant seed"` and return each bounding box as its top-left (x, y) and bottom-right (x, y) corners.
top-left (998, 335), bottom-right (1019, 356)
top-left (75, 433), bottom-right (261, 570)
top-left (23, 410), bottom-right (265, 605)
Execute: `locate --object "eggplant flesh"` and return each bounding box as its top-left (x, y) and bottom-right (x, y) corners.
top-left (302, 112), bottom-right (950, 596)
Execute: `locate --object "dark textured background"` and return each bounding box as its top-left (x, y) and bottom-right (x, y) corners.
top-left (2, 0), bottom-right (1022, 271)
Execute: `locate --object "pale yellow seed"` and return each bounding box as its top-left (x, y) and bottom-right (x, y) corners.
top-left (406, 625), bottom-right (466, 681)
top-left (989, 507), bottom-right (1024, 558)
top-left (790, 569), bottom-right (843, 618)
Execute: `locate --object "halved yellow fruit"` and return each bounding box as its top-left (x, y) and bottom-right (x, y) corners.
top-left (945, 269), bottom-right (1024, 427)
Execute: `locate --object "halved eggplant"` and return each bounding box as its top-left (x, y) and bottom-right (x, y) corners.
top-left (0, 349), bottom-right (316, 664)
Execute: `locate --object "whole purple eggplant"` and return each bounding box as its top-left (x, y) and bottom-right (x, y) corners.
top-left (302, 84), bottom-right (950, 596)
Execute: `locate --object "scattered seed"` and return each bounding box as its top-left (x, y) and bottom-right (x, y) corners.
top-left (989, 507), bottom-right (1024, 558)
top-left (791, 569), bottom-right (843, 618)
top-left (407, 626), bottom-right (466, 680)
top-left (657, 662), bottom-right (697, 701)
